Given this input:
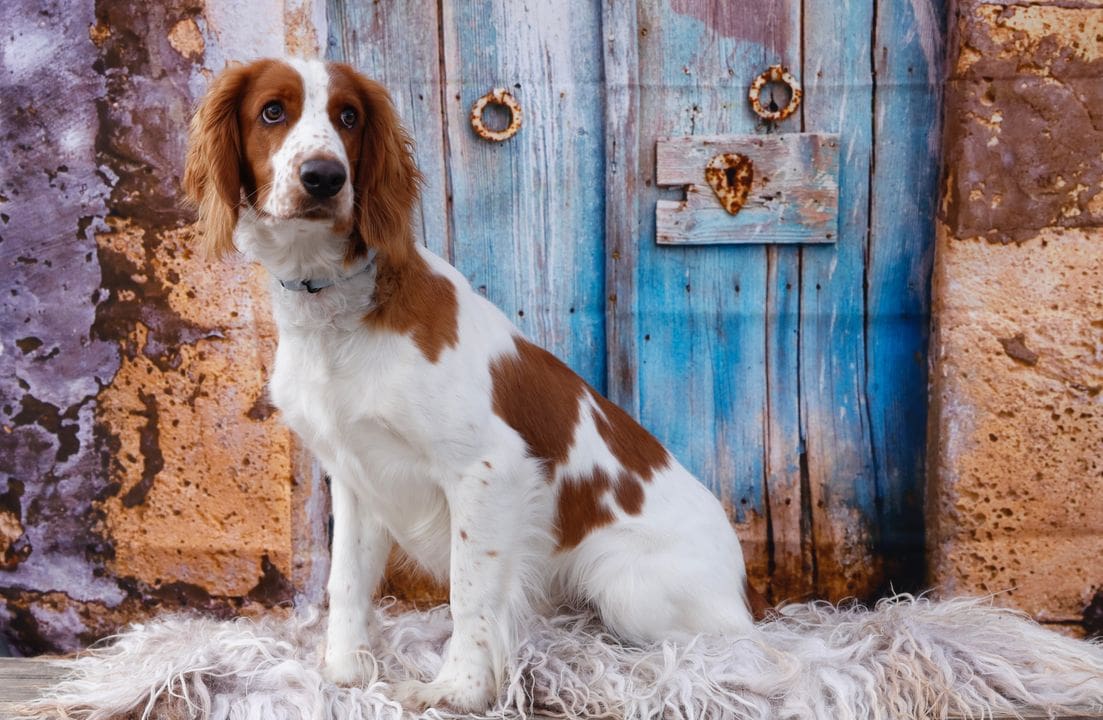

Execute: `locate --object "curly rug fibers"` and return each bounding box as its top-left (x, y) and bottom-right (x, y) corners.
top-left (20, 596), bottom-right (1103, 720)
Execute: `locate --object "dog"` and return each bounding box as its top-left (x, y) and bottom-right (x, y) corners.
top-left (184, 57), bottom-right (767, 712)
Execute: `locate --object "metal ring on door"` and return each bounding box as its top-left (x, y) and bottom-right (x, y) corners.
top-left (470, 88), bottom-right (523, 142)
top-left (748, 65), bottom-right (802, 122)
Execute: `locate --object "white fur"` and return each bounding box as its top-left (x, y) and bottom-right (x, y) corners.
top-left (231, 58), bottom-right (758, 711)
top-left (23, 598), bottom-right (1103, 720)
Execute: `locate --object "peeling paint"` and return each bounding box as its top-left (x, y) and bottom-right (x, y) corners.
top-left (168, 17), bottom-right (205, 60)
top-left (1, 0), bottom-right (325, 654)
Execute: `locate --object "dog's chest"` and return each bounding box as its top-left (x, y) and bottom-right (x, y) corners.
top-left (269, 329), bottom-right (426, 466)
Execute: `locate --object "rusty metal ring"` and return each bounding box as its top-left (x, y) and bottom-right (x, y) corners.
top-left (470, 88), bottom-right (522, 142)
top-left (748, 65), bottom-right (802, 122)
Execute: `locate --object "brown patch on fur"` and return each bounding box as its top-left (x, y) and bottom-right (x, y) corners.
top-left (327, 63), bottom-right (422, 268)
top-left (485, 550), bottom-right (498, 557)
top-left (613, 472), bottom-right (644, 515)
top-left (365, 252), bottom-right (459, 363)
top-left (184, 60), bottom-right (306, 257)
top-left (591, 392), bottom-right (670, 480)
top-left (490, 337), bottom-right (668, 549)
top-left (237, 62), bottom-right (305, 211)
top-left (354, 69), bottom-right (446, 351)
top-left (556, 469), bottom-right (647, 550)
top-left (459, 530), bottom-right (468, 541)
top-left (489, 338), bottom-right (587, 471)
top-left (556, 470), bottom-right (615, 549)
top-left (184, 61), bottom-right (268, 257)
top-left (744, 577), bottom-right (775, 622)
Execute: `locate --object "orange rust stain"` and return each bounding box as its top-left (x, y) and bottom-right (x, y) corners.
top-left (96, 222), bottom-right (293, 598)
top-left (167, 18), bottom-right (204, 60)
top-left (88, 21), bottom-right (111, 48)
top-left (744, 576), bottom-right (775, 622)
top-left (726, 505), bottom-right (775, 602)
top-left (283, 2), bottom-right (320, 58)
top-left (704, 153), bottom-right (753, 215)
top-left (0, 505), bottom-right (27, 571)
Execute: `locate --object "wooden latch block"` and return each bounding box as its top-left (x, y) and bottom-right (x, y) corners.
top-left (655, 133), bottom-right (840, 245)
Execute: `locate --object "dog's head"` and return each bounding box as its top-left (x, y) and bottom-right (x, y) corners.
top-left (183, 58), bottom-right (421, 266)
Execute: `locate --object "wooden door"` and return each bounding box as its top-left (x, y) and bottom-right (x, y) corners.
top-left (329, 1), bottom-right (607, 388)
top-left (329, 0), bottom-right (943, 604)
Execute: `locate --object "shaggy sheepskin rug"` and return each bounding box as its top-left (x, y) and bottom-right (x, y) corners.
top-left (21, 596), bottom-right (1103, 720)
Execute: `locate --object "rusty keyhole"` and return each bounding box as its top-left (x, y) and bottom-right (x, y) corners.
top-left (705, 153), bottom-right (754, 215)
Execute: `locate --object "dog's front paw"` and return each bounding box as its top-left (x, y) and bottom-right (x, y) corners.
top-left (322, 648), bottom-right (371, 687)
top-left (391, 674), bottom-right (497, 714)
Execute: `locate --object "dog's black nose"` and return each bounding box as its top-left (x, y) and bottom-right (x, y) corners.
top-left (300, 159), bottom-right (346, 198)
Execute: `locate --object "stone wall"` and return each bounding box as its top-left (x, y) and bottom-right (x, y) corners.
top-left (929, 0), bottom-right (1103, 636)
top-left (0, 0), bottom-right (330, 654)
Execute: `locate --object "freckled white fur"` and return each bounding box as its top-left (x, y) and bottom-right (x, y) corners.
top-left (234, 58), bottom-right (755, 712)
top-left (263, 58), bottom-right (354, 225)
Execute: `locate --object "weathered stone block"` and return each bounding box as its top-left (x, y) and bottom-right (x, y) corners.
top-left (928, 225), bottom-right (1103, 627)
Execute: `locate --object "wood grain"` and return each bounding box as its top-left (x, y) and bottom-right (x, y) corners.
top-left (0, 658), bottom-right (66, 712)
top-left (438, 0), bottom-right (607, 389)
top-left (655, 133), bottom-right (839, 245)
top-left (603, 0), bottom-right (643, 416)
top-left (867, 0), bottom-right (946, 591)
top-left (801, 0), bottom-right (881, 599)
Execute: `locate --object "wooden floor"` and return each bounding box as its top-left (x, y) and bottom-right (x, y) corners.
top-left (0, 657), bottom-right (1098, 719)
top-left (0, 658), bottom-right (67, 718)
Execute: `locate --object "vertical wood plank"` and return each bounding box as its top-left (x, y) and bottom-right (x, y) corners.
top-left (326, 1), bottom-right (450, 259)
top-left (439, 1), bottom-right (607, 388)
top-left (603, 0), bottom-right (642, 417)
top-left (801, 0), bottom-right (881, 599)
top-left (633, 0), bottom-right (800, 590)
top-left (868, 0), bottom-right (945, 590)
top-left (760, 14), bottom-right (809, 604)
top-left (765, 244), bottom-right (812, 600)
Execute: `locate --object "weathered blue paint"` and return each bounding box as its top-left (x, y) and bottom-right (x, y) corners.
top-left (868, 0), bottom-right (946, 587)
top-left (331, 0), bottom-right (943, 602)
top-left (655, 133), bottom-right (840, 245)
top-left (630, 0), bottom-right (801, 586)
top-left (800, 0), bottom-right (880, 598)
top-left (438, 1), bottom-right (608, 390)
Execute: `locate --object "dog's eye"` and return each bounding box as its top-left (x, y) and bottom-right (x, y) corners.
top-left (261, 101), bottom-right (285, 124)
top-left (339, 107), bottom-right (357, 129)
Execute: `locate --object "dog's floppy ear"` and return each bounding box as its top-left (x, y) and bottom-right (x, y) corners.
top-left (183, 63), bottom-right (252, 258)
top-left (351, 74), bottom-right (422, 267)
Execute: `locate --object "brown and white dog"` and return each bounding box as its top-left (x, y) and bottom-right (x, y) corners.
top-left (184, 58), bottom-right (764, 712)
